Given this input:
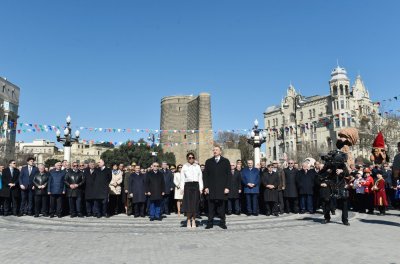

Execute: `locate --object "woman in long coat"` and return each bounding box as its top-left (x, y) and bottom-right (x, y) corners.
top-left (374, 172), bottom-right (388, 215)
top-left (173, 165), bottom-right (184, 217)
top-left (109, 164), bottom-right (123, 215)
top-left (129, 165), bottom-right (147, 217)
top-left (261, 165), bottom-right (279, 216)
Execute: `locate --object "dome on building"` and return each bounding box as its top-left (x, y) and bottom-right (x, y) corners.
top-left (330, 66), bottom-right (349, 81)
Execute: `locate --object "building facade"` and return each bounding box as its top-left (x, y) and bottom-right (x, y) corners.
top-left (0, 77), bottom-right (20, 162)
top-left (160, 93), bottom-right (213, 164)
top-left (15, 139), bottom-right (58, 164)
top-left (263, 65), bottom-right (380, 163)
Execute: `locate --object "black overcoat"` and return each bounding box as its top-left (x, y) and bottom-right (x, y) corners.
top-left (296, 169), bottom-right (317, 195)
top-left (84, 168), bottom-right (97, 200)
top-left (129, 172), bottom-right (147, 203)
top-left (0, 168), bottom-right (20, 198)
top-left (145, 170), bottom-right (165, 201)
top-left (93, 167), bottom-right (112, 199)
top-left (32, 172), bottom-right (49, 195)
top-left (203, 156), bottom-right (231, 200)
top-left (283, 168), bottom-right (298, 198)
top-left (261, 171), bottom-right (279, 202)
top-left (64, 170), bottom-right (85, 197)
top-left (228, 170), bottom-right (242, 199)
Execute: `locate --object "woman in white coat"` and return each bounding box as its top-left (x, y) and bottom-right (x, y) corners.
top-left (181, 153), bottom-right (203, 229)
top-left (173, 165), bottom-right (183, 216)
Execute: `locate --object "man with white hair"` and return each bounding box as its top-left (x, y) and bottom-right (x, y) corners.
top-left (296, 162), bottom-right (317, 214)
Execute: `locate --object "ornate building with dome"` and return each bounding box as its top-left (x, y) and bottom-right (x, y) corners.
top-left (263, 65), bottom-right (380, 163)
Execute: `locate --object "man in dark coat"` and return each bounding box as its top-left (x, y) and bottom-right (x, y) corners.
top-left (283, 160), bottom-right (299, 213)
top-left (83, 161), bottom-right (97, 217)
top-left (32, 164), bottom-right (49, 217)
top-left (129, 165), bottom-right (147, 217)
top-left (273, 161), bottom-right (286, 214)
top-left (160, 161), bottom-right (174, 215)
top-left (296, 162), bottom-right (317, 214)
top-left (241, 160), bottom-right (260, 216)
top-left (262, 164), bottom-right (280, 216)
top-left (19, 157), bottom-right (38, 216)
top-left (64, 161), bottom-right (85, 217)
top-left (145, 162), bottom-right (165, 221)
top-left (93, 159), bottom-right (112, 218)
top-left (48, 162), bottom-right (66, 218)
top-left (0, 160), bottom-right (21, 216)
top-left (227, 163), bottom-right (242, 215)
top-left (204, 146), bottom-right (231, 229)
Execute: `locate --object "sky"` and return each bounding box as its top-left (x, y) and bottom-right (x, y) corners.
top-left (1, 0), bottom-right (400, 147)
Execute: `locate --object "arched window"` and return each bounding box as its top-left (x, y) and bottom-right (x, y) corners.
top-left (340, 84), bottom-right (344, 95)
top-left (332, 86), bottom-right (337, 96)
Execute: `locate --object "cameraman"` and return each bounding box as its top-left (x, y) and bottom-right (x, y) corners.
top-left (319, 165), bottom-right (351, 226)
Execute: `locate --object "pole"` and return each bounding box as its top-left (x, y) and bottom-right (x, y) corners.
top-left (64, 146), bottom-right (71, 162)
top-left (254, 146), bottom-right (261, 166)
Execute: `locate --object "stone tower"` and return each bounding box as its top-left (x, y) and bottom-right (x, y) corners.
top-left (0, 77), bottom-right (20, 162)
top-left (160, 93), bottom-right (213, 165)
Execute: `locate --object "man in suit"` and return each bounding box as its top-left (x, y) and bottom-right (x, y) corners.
top-left (145, 162), bottom-right (165, 221)
top-left (160, 161), bottom-right (174, 215)
top-left (241, 160), bottom-right (260, 216)
top-left (296, 162), bottom-right (317, 214)
top-left (204, 146), bottom-right (231, 229)
top-left (84, 161), bottom-right (97, 217)
top-left (19, 157), bottom-right (39, 216)
top-left (0, 160), bottom-right (21, 216)
top-left (94, 159), bottom-right (112, 218)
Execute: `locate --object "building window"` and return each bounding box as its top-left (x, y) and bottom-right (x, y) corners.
top-left (335, 118), bottom-right (340, 128)
top-left (340, 100), bottom-right (345, 109)
top-left (267, 120), bottom-right (270, 128)
top-left (340, 85), bottom-right (344, 95)
top-left (345, 85), bottom-right (349, 95)
top-left (309, 110), bottom-right (312, 118)
top-left (290, 141), bottom-right (293, 151)
top-left (300, 112), bottom-right (303, 120)
top-left (347, 118), bottom-right (351, 127)
top-left (332, 86), bottom-right (337, 96)
top-left (312, 109), bottom-right (316, 118)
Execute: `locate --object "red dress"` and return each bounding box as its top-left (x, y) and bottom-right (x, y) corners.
top-left (374, 179), bottom-right (388, 207)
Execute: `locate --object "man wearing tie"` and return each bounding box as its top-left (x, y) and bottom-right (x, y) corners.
top-left (204, 146), bottom-right (231, 229)
top-left (19, 157), bottom-right (39, 216)
top-left (0, 160), bottom-right (21, 216)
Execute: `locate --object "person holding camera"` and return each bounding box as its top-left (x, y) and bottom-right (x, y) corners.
top-left (319, 166), bottom-right (351, 226)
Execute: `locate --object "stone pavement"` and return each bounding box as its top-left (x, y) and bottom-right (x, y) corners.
top-left (0, 210), bottom-right (399, 264)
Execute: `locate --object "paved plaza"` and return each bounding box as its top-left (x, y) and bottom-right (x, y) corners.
top-left (0, 210), bottom-right (399, 264)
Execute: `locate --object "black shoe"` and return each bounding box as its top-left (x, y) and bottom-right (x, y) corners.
top-left (266, 213), bottom-right (271, 216)
top-left (331, 211), bottom-right (336, 215)
top-left (246, 213), bottom-right (251, 216)
top-left (150, 218), bottom-right (154, 221)
top-left (17, 213), bottom-right (23, 217)
top-left (34, 214), bottom-right (39, 218)
top-left (220, 223), bottom-right (227, 229)
top-left (28, 213), bottom-right (33, 216)
top-left (50, 214), bottom-right (54, 218)
top-left (227, 212), bottom-right (232, 215)
top-left (323, 219), bottom-right (330, 224)
top-left (43, 214), bottom-right (49, 217)
top-left (343, 222), bottom-right (350, 226)
top-left (205, 223), bottom-right (213, 229)
top-left (70, 214), bottom-right (76, 218)
top-left (105, 214), bottom-right (110, 218)
top-left (78, 213), bottom-right (84, 218)
top-left (235, 213), bottom-right (240, 215)
top-left (57, 215), bottom-right (62, 218)
top-left (300, 211), bottom-right (305, 214)
top-left (157, 217), bottom-right (162, 221)
top-left (273, 213), bottom-right (279, 217)
top-left (253, 213), bottom-right (259, 216)
top-left (134, 215), bottom-right (139, 218)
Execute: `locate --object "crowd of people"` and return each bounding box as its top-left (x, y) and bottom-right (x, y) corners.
top-left (0, 143), bottom-right (400, 230)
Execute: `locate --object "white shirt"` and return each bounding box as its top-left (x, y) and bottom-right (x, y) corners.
top-left (181, 163), bottom-right (203, 191)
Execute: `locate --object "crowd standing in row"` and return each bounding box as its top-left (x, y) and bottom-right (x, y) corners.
top-left (1, 144), bottom-right (400, 230)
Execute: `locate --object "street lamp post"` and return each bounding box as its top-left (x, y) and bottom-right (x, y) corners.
top-left (282, 94), bottom-right (305, 153)
top-left (56, 115), bottom-right (80, 162)
top-left (147, 132), bottom-right (160, 162)
top-left (247, 119), bottom-right (267, 165)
